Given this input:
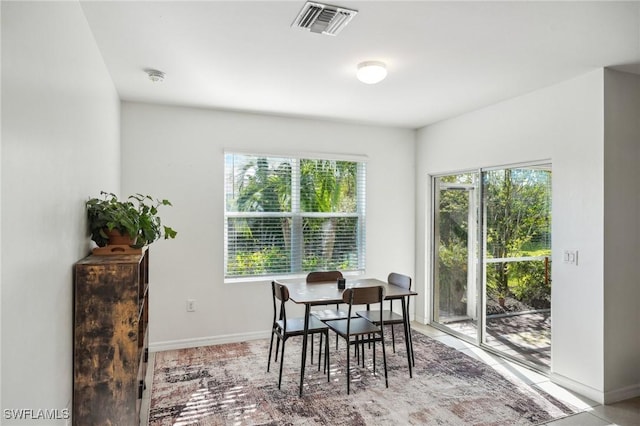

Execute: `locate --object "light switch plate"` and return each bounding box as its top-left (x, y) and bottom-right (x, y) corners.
top-left (563, 250), bottom-right (578, 265)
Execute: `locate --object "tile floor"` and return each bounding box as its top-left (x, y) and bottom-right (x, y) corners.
top-left (140, 324), bottom-right (640, 425)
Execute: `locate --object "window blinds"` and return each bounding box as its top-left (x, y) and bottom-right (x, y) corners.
top-left (224, 153), bottom-right (366, 278)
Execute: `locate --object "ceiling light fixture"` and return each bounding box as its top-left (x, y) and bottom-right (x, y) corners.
top-left (145, 68), bottom-right (165, 83)
top-left (356, 61), bottom-right (387, 84)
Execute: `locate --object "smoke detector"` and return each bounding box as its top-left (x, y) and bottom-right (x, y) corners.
top-left (145, 68), bottom-right (165, 83)
top-left (292, 2), bottom-right (358, 36)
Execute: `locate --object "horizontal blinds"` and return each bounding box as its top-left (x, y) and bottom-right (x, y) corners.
top-left (224, 153), bottom-right (366, 279)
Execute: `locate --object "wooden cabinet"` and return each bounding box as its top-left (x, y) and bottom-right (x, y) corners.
top-left (73, 249), bottom-right (149, 426)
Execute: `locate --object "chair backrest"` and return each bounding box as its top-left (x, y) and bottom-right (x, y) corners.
top-left (271, 280), bottom-right (290, 326)
top-left (387, 272), bottom-right (412, 312)
top-left (272, 280), bottom-right (290, 302)
top-left (388, 272), bottom-right (411, 290)
top-left (306, 270), bottom-right (343, 283)
top-left (343, 286), bottom-right (385, 328)
top-left (343, 286), bottom-right (385, 307)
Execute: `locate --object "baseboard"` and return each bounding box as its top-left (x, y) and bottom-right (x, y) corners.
top-left (415, 315), bottom-right (429, 324)
top-left (149, 330), bottom-right (271, 352)
top-left (549, 372), bottom-right (604, 405)
top-left (550, 372), bottom-right (640, 405)
top-left (603, 382), bottom-right (640, 404)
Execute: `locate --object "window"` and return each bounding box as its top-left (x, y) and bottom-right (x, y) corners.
top-left (224, 152), bottom-right (366, 279)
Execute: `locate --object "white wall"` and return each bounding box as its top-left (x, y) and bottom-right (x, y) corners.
top-left (0, 0), bottom-right (4, 411)
top-left (602, 69), bottom-right (640, 401)
top-left (416, 70), bottom-right (609, 401)
top-left (120, 102), bottom-right (416, 350)
top-left (1, 2), bottom-right (120, 423)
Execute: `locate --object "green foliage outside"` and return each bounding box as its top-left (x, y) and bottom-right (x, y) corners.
top-left (436, 175), bottom-right (473, 315)
top-left (509, 258), bottom-right (551, 309)
top-left (437, 168), bottom-right (552, 313)
top-left (226, 247), bottom-right (289, 276)
top-left (484, 169), bottom-right (551, 308)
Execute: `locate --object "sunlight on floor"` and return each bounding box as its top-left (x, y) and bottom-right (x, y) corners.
top-left (172, 385), bottom-right (257, 426)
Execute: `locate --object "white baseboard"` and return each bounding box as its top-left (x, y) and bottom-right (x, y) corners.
top-left (149, 330), bottom-right (271, 352)
top-left (549, 372), bottom-right (605, 404)
top-left (415, 315), bottom-right (429, 324)
top-left (550, 372), bottom-right (640, 405)
top-left (604, 382), bottom-right (640, 404)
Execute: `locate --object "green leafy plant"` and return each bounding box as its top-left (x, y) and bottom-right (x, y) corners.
top-left (86, 191), bottom-right (177, 248)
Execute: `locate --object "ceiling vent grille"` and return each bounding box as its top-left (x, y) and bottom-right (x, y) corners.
top-left (292, 2), bottom-right (358, 36)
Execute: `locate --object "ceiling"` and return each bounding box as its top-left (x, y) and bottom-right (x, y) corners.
top-left (80, 1), bottom-right (640, 129)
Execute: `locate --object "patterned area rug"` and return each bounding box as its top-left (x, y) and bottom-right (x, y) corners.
top-left (149, 330), bottom-right (577, 425)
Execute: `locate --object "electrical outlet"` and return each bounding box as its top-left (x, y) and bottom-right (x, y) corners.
top-left (186, 299), bottom-right (196, 312)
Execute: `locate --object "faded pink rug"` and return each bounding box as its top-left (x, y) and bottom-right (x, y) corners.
top-left (148, 331), bottom-right (577, 425)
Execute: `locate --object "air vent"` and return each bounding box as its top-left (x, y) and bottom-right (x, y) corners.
top-left (292, 2), bottom-right (358, 36)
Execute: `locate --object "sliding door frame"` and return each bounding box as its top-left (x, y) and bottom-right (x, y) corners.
top-left (430, 168), bottom-right (483, 344)
top-left (429, 160), bottom-right (552, 373)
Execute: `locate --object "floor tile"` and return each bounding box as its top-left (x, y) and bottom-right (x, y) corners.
top-left (490, 360), bottom-right (549, 385)
top-left (590, 396), bottom-right (640, 425)
top-left (533, 381), bottom-right (600, 411)
top-left (458, 346), bottom-right (504, 366)
top-left (410, 323), bottom-right (447, 337)
top-left (432, 334), bottom-right (476, 350)
top-left (544, 411), bottom-right (612, 425)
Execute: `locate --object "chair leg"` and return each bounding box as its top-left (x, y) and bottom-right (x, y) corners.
top-left (310, 333), bottom-right (314, 365)
top-left (317, 333), bottom-right (322, 371)
top-left (346, 337), bottom-right (351, 395)
top-left (407, 324), bottom-right (415, 367)
top-left (267, 329), bottom-right (275, 372)
top-left (381, 333), bottom-right (388, 388)
top-left (372, 340), bottom-right (376, 374)
top-left (278, 338), bottom-right (286, 389)
top-left (324, 331), bottom-right (330, 381)
top-left (391, 324), bottom-right (396, 353)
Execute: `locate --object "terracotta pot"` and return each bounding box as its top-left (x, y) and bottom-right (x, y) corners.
top-left (106, 229), bottom-right (136, 246)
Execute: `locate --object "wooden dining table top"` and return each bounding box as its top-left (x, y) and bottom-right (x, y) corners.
top-left (285, 277), bottom-right (417, 305)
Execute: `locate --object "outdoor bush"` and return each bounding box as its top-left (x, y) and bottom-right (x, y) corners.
top-left (437, 240), bottom-right (468, 315)
top-left (510, 260), bottom-right (551, 309)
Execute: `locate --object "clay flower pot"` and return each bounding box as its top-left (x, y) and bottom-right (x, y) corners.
top-left (106, 229), bottom-right (136, 246)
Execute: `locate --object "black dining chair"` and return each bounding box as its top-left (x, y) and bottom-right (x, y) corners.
top-left (325, 285), bottom-right (388, 394)
top-left (268, 280), bottom-right (330, 389)
top-left (356, 272), bottom-right (415, 368)
top-left (307, 271), bottom-right (355, 349)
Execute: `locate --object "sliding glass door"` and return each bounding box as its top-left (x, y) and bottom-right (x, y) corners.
top-left (433, 172), bottom-right (480, 342)
top-left (481, 165), bottom-right (552, 369)
top-left (432, 164), bottom-right (552, 371)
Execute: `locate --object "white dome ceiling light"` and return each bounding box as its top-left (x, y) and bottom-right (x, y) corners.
top-left (356, 61), bottom-right (387, 84)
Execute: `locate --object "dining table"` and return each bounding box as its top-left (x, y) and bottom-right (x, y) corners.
top-left (286, 277), bottom-right (418, 396)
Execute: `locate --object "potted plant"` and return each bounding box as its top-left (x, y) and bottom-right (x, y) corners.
top-left (86, 191), bottom-right (177, 248)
